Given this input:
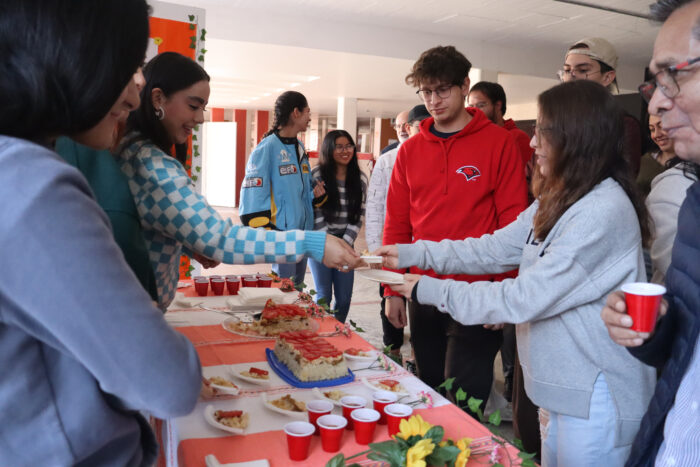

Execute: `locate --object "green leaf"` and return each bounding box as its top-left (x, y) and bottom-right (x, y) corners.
top-left (424, 425), bottom-right (444, 444)
top-left (324, 453), bottom-right (345, 467)
top-left (513, 438), bottom-right (524, 450)
top-left (518, 452), bottom-right (537, 460)
top-left (191, 175), bottom-right (198, 182)
top-left (198, 55), bottom-right (204, 62)
top-left (309, 289), bottom-right (316, 296)
top-left (192, 134), bottom-right (197, 141)
top-left (201, 48), bottom-right (207, 54)
top-left (437, 377), bottom-right (455, 392)
top-left (366, 440), bottom-right (405, 466)
top-left (317, 297), bottom-right (327, 305)
top-left (492, 464), bottom-right (505, 467)
top-left (455, 388), bottom-right (467, 404)
top-left (467, 396), bottom-right (483, 414)
top-left (188, 14), bottom-right (195, 21)
top-left (189, 23), bottom-right (195, 30)
top-left (426, 445), bottom-right (460, 466)
top-left (488, 410), bottom-right (502, 426)
top-left (195, 166), bottom-right (201, 172)
top-left (521, 460), bottom-right (537, 467)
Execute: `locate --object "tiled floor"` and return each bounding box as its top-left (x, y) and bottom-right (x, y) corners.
top-left (202, 206), bottom-right (514, 437)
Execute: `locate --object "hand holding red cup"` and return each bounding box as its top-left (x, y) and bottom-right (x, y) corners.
top-left (621, 282), bottom-right (666, 332)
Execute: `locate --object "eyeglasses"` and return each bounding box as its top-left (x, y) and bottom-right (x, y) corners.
top-left (638, 56), bottom-right (700, 103)
top-left (416, 84), bottom-right (454, 102)
top-left (335, 144), bottom-right (355, 152)
top-left (557, 67), bottom-right (602, 81)
top-left (531, 124), bottom-right (553, 146)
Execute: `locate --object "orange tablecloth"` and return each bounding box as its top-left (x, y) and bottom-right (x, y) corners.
top-left (160, 282), bottom-right (519, 466)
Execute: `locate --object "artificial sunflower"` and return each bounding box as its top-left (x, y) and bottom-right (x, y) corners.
top-left (405, 438), bottom-right (435, 467)
top-left (455, 437), bottom-right (473, 467)
top-left (396, 415), bottom-right (433, 440)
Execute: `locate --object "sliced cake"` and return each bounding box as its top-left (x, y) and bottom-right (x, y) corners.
top-left (273, 330), bottom-right (349, 382)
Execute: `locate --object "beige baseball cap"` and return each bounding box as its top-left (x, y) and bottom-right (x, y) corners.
top-left (566, 37), bottom-right (618, 70)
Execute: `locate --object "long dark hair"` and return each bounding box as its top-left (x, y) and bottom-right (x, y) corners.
top-left (127, 52), bottom-right (210, 163)
top-left (318, 130), bottom-right (364, 225)
top-left (0, 0), bottom-right (148, 143)
top-left (263, 91), bottom-right (308, 139)
top-left (532, 80), bottom-right (651, 246)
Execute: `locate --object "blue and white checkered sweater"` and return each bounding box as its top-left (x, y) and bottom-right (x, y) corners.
top-left (117, 134), bottom-right (326, 309)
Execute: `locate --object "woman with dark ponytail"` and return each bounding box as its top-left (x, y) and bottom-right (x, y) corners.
top-left (309, 130), bottom-right (367, 323)
top-left (240, 91), bottom-right (325, 284)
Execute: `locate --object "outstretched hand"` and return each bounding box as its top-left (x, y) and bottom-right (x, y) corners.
top-left (391, 273), bottom-right (422, 299)
top-left (374, 245), bottom-right (399, 269)
top-left (322, 234), bottom-right (362, 270)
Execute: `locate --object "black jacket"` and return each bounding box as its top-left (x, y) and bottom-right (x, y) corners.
top-left (625, 181), bottom-right (700, 466)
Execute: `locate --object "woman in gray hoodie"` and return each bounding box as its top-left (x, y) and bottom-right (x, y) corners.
top-left (377, 80), bottom-right (656, 467)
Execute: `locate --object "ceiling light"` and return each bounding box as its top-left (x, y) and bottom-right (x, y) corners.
top-left (433, 13), bottom-right (458, 24)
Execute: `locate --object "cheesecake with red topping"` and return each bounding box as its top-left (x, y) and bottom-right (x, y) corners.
top-left (273, 330), bottom-right (349, 381)
top-left (257, 300), bottom-right (312, 335)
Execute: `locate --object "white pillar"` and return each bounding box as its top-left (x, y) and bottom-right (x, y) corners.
top-left (337, 97), bottom-right (358, 143)
top-left (468, 68), bottom-right (499, 86)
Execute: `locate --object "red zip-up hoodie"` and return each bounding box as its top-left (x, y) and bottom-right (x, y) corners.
top-left (383, 108), bottom-right (527, 295)
top-left (503, 118), bottom-right (534, 167)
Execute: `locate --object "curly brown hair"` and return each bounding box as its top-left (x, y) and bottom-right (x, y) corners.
top-left (532, 80), bottom-right (651, 246)
top-left (405, 45), bottom-right (472, 87)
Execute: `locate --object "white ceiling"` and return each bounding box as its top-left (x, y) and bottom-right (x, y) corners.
top-left (165, 0), bottom-right (660, 118)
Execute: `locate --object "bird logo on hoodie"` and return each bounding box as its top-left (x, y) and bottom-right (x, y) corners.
top-left (456, 165), bottom-right (481, 181)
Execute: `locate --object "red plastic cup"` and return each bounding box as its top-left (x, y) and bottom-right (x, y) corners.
top-left (317, 414), bottom-right (347, 452)
top-left (340, 396), bottom-right (366, 430)
top-left (621, 282), bottom-right (666, 332)
top-left (210, 278), bottom-right (225, 295)
top-left (242, 276), bottom-right (258, 288)
top-left (193, 278), bottom-right (209, 296)
top-left (372, 390), bottom-right (398, 425)
top-left (208, 275), bottom-right (223, 283)
top-left (192, 275), bottom-right (205, 282)
top-left (351, 408), bottom-right (380, 445)
top-left (258, 275), bottom-right (273, 287)
top-left (225, 276), bottom-right (240, 295)
top-left (283, 421), bottom-right (315, 461)
top-left (385, 403), bottom-right (413, 437)
top-left (307, 399), bottom-right (334, 435)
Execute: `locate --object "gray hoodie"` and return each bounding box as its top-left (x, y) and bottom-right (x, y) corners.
top-left (398, 178), bottom-right (656, 446)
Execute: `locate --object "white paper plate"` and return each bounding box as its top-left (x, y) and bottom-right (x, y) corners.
top-left (357, 269), bottom-right (404, 285)
top-left (260, 393), bottom-right (307, 419)
top-left (230, 366), bottom-right (271, 386)
top-left (177, 281), bottom-right (190, 289)
top-left (361, 377), bottom-right (409, 396)
top-left (222, 317), bottom-right (319, 340)
top-left (361, 255), bottom-right (383, 264)
top-left (311, 387), bottom-right (351, 407)
top-left (206, 377), bottom-right (240, 395)
top-left (204, 405), bottom-right (246, 435)
top-left (343, 349), bottom-right (378, 362)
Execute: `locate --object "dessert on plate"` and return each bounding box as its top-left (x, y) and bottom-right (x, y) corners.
top-left (270, 394), bottom-right (306, 412)
top-left (225, 299), bottom-right (312, 336)
top-left (213, 410), bottom-right (249, 429)
top-left (273, 330), bottom-right (349, 382)
top-left (241, 367), bottom-right (269, 380)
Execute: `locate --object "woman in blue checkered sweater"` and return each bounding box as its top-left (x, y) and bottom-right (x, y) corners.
top-left (309, 130), bottom-right (368, 323)
top-left (117, 52), bottom-right (359, 309)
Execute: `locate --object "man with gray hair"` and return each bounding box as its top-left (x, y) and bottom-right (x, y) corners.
top-left (601, 1), bottom-right (700, 465)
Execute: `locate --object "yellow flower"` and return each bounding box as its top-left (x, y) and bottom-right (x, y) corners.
top-left (406, 438), bottom-right (435, 467)
top-left (153, 37), bottom-right (163, 45)
top-left (455, 437), bottom-right (473, 467)
top-left (396, 415), bottom-right (433, 440)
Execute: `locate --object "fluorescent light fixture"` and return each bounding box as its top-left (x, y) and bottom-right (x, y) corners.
top-left (433, 13), bottom-right (458, 24)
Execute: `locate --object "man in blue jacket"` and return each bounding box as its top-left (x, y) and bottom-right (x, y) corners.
top-left (602, 1), bottom-right (700, 465)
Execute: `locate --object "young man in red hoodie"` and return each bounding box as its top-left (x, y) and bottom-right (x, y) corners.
top-left (383, 45), bottom-right (528, 411)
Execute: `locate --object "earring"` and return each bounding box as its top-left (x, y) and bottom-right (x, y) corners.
top-left (155, 106), bottom-right (165, 120)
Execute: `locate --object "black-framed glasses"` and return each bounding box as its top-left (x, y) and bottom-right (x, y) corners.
top-left (416, 84), bottom-right (454, 101)
top-left (557, 67), bottom-right (602, 81)
top-left (638, 56), bottom-right (700, 102)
